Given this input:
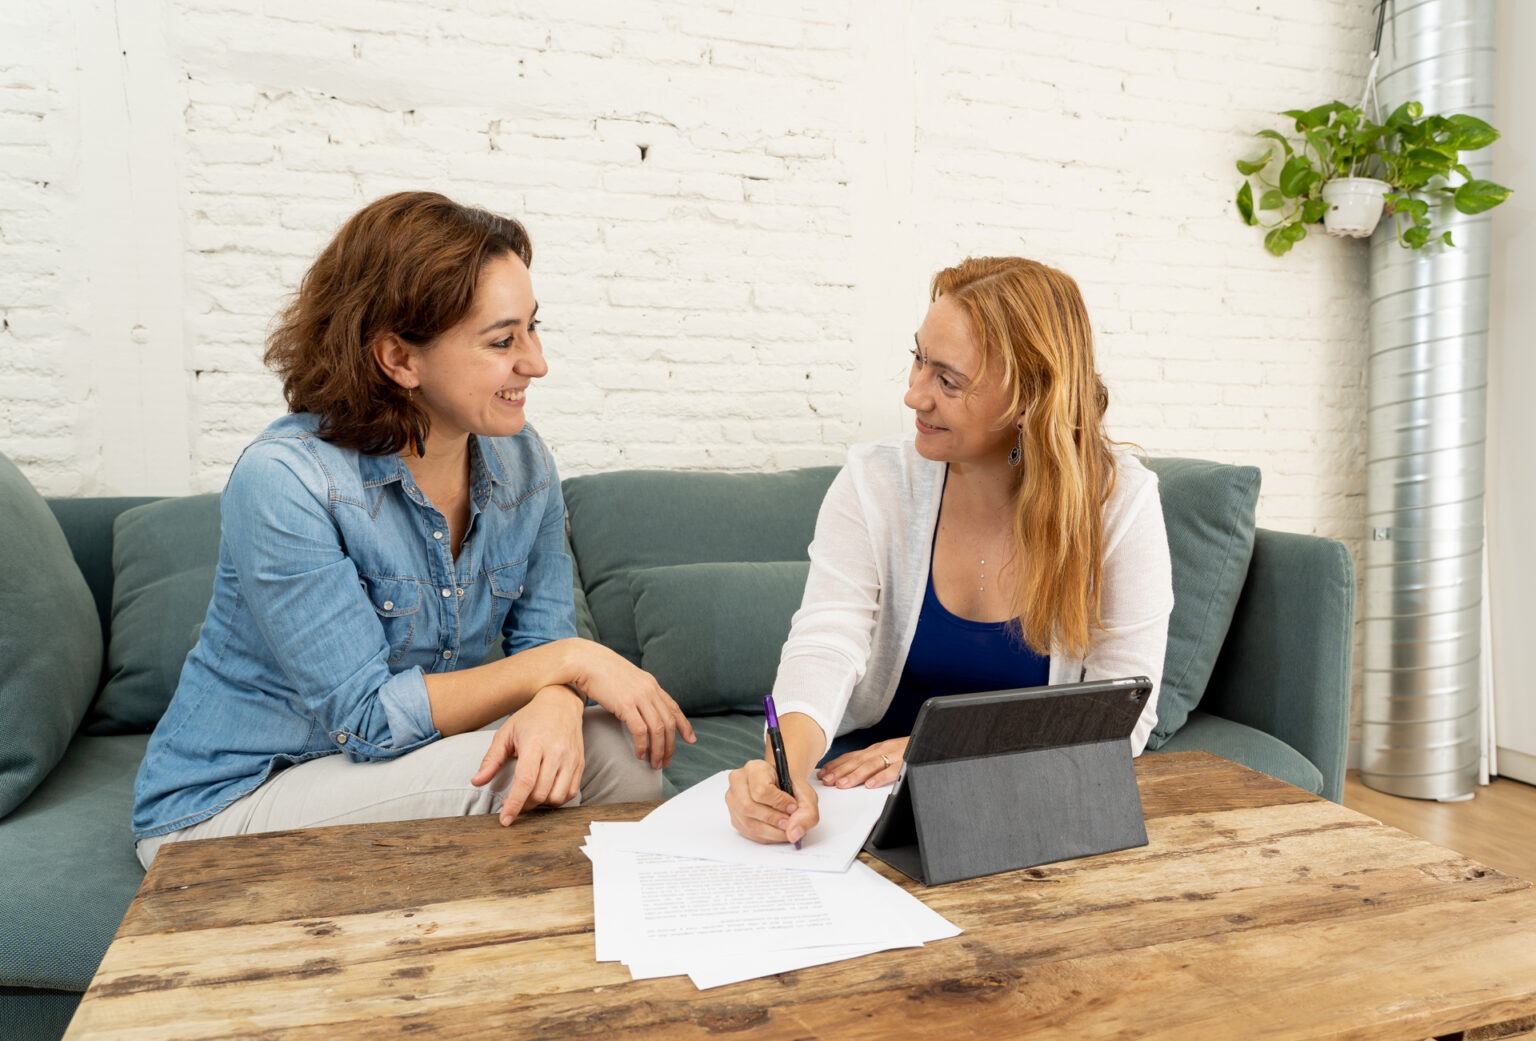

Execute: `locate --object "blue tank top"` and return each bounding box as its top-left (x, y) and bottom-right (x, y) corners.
top-left (826, 571), bottom-right (1050, 759)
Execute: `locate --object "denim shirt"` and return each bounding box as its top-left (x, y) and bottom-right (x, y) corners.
top-left (132, 413), bottom-right (577, 841)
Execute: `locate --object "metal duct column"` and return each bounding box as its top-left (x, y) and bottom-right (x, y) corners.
top-left (1361, 0), bottom-right (1494, 799)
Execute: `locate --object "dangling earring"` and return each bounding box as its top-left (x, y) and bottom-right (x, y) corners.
top-left (1008, 427), bottom-right (1022, 469)
top-left (407, 387), bottom-right (426, 458)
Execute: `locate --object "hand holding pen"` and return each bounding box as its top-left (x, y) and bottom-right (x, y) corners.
top-left (763, 695), bottom-right (801, 850)
top-left (723, 697), bottom-right (821, 846)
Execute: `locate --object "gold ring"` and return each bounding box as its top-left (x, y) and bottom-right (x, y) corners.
top-left (880, 753), bottom-right (891, 768)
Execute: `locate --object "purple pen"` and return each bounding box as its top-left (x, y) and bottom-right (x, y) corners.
top-left (763, 695), bottom-right (800, 850)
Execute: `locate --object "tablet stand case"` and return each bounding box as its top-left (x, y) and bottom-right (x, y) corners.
top-left (865, 683), bottom-right (1149, 885)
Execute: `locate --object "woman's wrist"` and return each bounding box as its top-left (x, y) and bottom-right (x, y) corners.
top-left (515, 637), bottom-right (583, 694)
top-left (777, 712), bottom-right (826, 780)
top-left (533, 683), bottom-right (586, 711)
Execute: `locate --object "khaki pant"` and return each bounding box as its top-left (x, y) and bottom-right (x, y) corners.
top-left (137, 706), bottom-right (658, 868)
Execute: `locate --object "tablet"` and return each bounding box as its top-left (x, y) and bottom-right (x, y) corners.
top-left (902, 675), bottom-right (1153, 765)
top-left (864, 676), bottom-right (1153, 883)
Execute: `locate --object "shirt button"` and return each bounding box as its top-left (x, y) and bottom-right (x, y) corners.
top-left (441, 588), bottom-right (452, 598)
top-left (382, 600), bottom-right (394, 611)
top-left (336, 734), bottom-right (348, 745)
top-left (433, 531), bottom-right (443, 540)
top-left (442, 649), bottom-right (453, 660)
top-left (518, 585), bottom-right (524, 596)
top-left (455, 588), bottom-right (464, 597)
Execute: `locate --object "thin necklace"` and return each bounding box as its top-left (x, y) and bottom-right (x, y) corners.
top-left (941, 464), bottom-right (1012, 595)
top-left (978, 535), bottom-right (1008, 593)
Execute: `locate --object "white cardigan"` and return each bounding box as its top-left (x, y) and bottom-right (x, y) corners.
top-left (772, 436), bottom-right (1174, 756)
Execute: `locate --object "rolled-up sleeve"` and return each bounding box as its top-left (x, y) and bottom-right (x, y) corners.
top-left (329, 666), bottom-right (436, 757)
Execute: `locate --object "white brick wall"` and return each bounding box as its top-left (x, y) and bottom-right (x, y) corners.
top-left (899, 1), bottom-right (1374, 546)
top-left (3, 0), bottom-right (1397, 742)
top-left (4, 0), bottom-right (1379, 516)
top-left (1, 6), bottom-right (88, 480)
top-left (5, 1), bottom-right (1377, 527)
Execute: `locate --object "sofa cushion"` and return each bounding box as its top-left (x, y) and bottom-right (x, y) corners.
top-left (0, 733), bottom-right (148, 990)
top-left (1150, 710), bottom-right (1325, 795)
top-left (661, 714), bottom-right (769, 798)
top-left (47, 497), bottom-right (163, 643)
top-left (0, 453), bottom-right (103, 818)
top-left (630, 561), bottom-right (809, 717)
top-left (1143, 458), bottom-right (1261, 749)
top-left (84, 495), bottom-right (221, 736)
top-left (563, 467), bottom-right (838, 664)
top-left (0, 989), bottom-right (80, 1041)
top-left (566, 532), bottom-right (599, 643)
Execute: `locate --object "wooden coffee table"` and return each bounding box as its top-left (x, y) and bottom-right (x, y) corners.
top-left (65, 752), bottom-right (1536, 1040)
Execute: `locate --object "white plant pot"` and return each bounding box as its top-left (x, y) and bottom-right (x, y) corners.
top-left (1321, 177), bottom-right (1390, 238)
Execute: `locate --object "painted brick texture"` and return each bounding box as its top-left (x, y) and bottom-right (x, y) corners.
top-left (4, 0), bottom-right (1375, 551)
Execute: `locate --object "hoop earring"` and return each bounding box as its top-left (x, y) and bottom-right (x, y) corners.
top-left (1008, 428), bottom-right (1022, 469)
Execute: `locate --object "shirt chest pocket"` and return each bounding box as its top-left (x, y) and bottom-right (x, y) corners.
top-left (360, 576), bottom-right (423, 667)
top-left (484, 560), bottom-right (530, 652)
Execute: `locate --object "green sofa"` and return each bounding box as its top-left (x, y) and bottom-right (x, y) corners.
top-left (0, 452), bottom-right (1354, 1041)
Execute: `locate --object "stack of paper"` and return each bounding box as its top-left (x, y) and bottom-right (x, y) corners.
top-left (581, 771), bottom-right (961, 988)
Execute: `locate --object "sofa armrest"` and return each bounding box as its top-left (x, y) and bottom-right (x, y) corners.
top-left (1200, 528), bottom-right (1355, 802)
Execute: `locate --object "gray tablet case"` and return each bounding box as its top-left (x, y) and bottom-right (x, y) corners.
top-left (864, 677), bottom-right (1152, 885)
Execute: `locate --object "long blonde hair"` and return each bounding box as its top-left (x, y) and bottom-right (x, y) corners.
top-left (931, 257), bottom-right (1116, 659)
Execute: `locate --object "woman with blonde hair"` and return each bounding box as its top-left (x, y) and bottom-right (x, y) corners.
top-left (726, 257), bottom-right (1173, 845)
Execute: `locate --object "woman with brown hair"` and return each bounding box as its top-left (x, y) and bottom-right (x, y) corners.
top-left (133, 192), bottom-right (693, 866)
top-left (726, 257), bottom-right (1173, 846)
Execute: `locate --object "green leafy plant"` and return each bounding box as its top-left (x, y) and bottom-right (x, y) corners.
top-left (1235, 100), bottom-right (1512, 256)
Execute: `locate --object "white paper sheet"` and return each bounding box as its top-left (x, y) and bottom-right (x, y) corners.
top-left (589, 846), bottom-right (873, 956)
top-left (590, 770), bottom-right (893, 873)
top-left (685, 860), bottom-right (959, 988)
top-left (580, 766), bottom-right (958, 989)
top-left (583, 838), bottom-right (960, 987)
top-left (686, 942), bottom-right (915, 989)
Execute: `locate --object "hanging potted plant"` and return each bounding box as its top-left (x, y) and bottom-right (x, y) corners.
top-left (1234, 100), bottom-right (1512, 256)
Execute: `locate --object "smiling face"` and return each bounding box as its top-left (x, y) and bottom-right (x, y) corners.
top-left (904, 294), bottom-right (1018, 467)
top-left (403, 251), bottom-right (547, 447)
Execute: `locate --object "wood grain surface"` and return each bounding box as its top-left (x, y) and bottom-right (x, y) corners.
top-left (64, 752), bottom-right (1536, 1041)
top-left (1345, 770), bottom-right (1536, 884)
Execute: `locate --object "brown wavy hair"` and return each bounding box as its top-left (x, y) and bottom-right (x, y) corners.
top-left (931, 257), bottom-right (1116, 659)
top-left (265, 191), bottom-right (533, 455)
